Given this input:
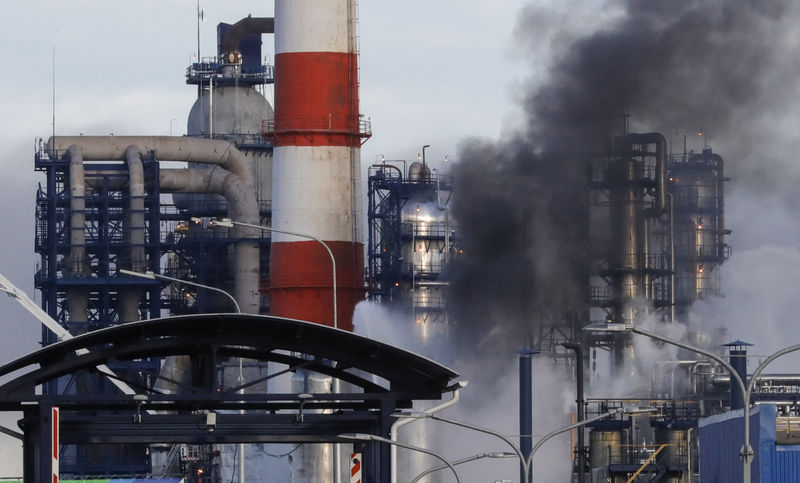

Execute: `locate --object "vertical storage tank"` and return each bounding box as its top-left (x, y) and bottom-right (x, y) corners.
top-left (587, 133), bottom-right (669, 370)
top-left (182, 20), bottom-right (275, 219)
top-left (669, 147), bottom-right (729, 320)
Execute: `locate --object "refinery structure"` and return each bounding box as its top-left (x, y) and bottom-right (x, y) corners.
top-left (2, 1), bottom-right (800, 483)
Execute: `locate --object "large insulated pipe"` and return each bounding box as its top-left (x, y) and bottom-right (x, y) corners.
top-left (220, 17), bottom-right (275, 57)
top-left (119, 146), bottom-right (145, 323)
top-left (271, 0), bottom-right (364, 330)
top-left (48, 136), bottom-right (260, 314)
top-left (124, 146), bottom-right (146, 273)
top-left (65, 146), bottom-right (89, 332)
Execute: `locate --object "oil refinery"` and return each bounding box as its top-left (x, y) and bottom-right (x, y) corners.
top-left (2, 1), bottom-right (800, 482)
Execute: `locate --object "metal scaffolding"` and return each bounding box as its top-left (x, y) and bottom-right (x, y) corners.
top-left (367, 162), bottom-right (456, 341)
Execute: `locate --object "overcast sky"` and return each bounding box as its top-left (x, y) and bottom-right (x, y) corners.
top-left (0, 0), bottom-right (536, 474)
top-left (3, 0), bottom-right (800, 478)
top-left (0, 2), bottom-right (533, 348)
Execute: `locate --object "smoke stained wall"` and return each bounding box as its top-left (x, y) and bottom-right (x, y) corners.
top-left (448, 0), bottom-right (800, 366)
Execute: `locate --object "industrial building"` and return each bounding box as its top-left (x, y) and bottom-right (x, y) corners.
top-left (699, 404), bottom-right (800, 482)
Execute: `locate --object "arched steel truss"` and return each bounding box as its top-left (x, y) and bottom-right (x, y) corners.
top-left (0, 314), bottom-right (459, 481)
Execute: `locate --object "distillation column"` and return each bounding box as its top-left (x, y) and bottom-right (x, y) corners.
top-left (270, 0), bottom-right (364, 331)
top-left (589, 133), bottom-right (667, 371)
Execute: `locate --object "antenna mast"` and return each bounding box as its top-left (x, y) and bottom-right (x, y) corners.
top-left (197, 0), bottom-right (202, 61)
top-left (52, 46), bottom-right (56, 144)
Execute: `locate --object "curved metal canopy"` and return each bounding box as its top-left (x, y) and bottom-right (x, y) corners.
top-left (0, 313), bottom-right (459, 402)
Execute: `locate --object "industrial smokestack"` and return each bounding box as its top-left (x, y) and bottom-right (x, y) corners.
top-left (270, 0), bottom-right (366, 330)
top-left (519, 348), bottom-right (537, 483)
top-left (724, 339), bottom-right (752, 410)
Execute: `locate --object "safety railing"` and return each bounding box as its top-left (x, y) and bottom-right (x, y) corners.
top-left (262, 116), bottom-right (372, 145)
top-left (401, 221), bottom-right (449, 239)
top-left (412, 293), bottom-right (446, 309)
top-left (609, 443), bottom-right (688, 468)
top-left (185, 61), bottom-right (274, 84)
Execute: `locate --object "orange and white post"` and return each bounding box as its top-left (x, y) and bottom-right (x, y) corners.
top-left (350, 452), bottom-right (362, 483)
top-left (52, 406), bottom-right (59, 483)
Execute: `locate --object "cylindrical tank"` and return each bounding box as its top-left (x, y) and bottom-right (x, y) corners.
top-left (270, 0), bottom-right (364, 330)
top-left (669, 148), bottom-right (727, 319)
top-left (188, 86), bottom-right (273, 138)
top-left (608, 151), bottom-right (644, 372)
top-left (654, 428), bottom-right (689, 483)
top-left (589, 430), bottom-right (626, 483)
top-left (181, 85), bottom-right (274, 213)
top-left (609, 154), bottom-right (644, 326)
top-left (590, 430), bottom-right (622, 468)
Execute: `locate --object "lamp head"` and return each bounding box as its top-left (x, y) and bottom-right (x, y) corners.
top-left (487, 452), bottom-right (517, 458)
top-left (622, 407), bottom-right (659, 415)
top-left (119, 269), bottom-right (156, 280)
top-left (582, 322), bottom-right (631, 333)
top-left (338, 433), bottom-right (372, 441)
top-left (391, 411), bottom-right (429, 419)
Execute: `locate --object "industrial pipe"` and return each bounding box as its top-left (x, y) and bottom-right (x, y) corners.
top-left (48, 136), bottom-right (254, 186)
top-left (119, 146), bottom-right (145, 323)
top-left (389, 382), bottom-right (466, 483)
top-left (159, 168), bottom-right (260, 315)
top-left (562, 343), bottom-right (586, 483)
top-left (389, 388), bottom-right (462, 483)
top-left (220, 17), bottom-right (275, 58)
top-left (711, 374), bottom-right (800, 387)
top-left (65, 146), bottom-right (89, 331)
top-left (49, 136), bottom-right (260, 314)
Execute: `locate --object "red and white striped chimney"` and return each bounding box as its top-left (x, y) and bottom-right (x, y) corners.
top-left (270, 0), bottom-right (365, 331)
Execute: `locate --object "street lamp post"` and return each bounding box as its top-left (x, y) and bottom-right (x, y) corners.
top-left (411, 451), bottom-right (516, 483)
top-left (394, 412), bottom-right (527, 481)
top-left (202, 217), bottom-right (338, 329)
top-left (393, 408), bottom-right (632, 482)
top-left (202, 218), bottom-right (341, 483)
top-left (119, 269), bottom-right (241, 313)
top-left (742, 343), bottom-right (800, 478)
top-left (583, 322), bottom-right (800, 483)
top-left (391, 382), bottom-right (467, 483)
top-left (0, 272), bottom-right (136, 395)
top-left (119, 268), bottom-right (245, 479)
top-left (338, 433), bottom-right (461, 483)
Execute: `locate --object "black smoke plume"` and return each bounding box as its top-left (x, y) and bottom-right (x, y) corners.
top-left (447, 0), bottom-right (800, 355)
